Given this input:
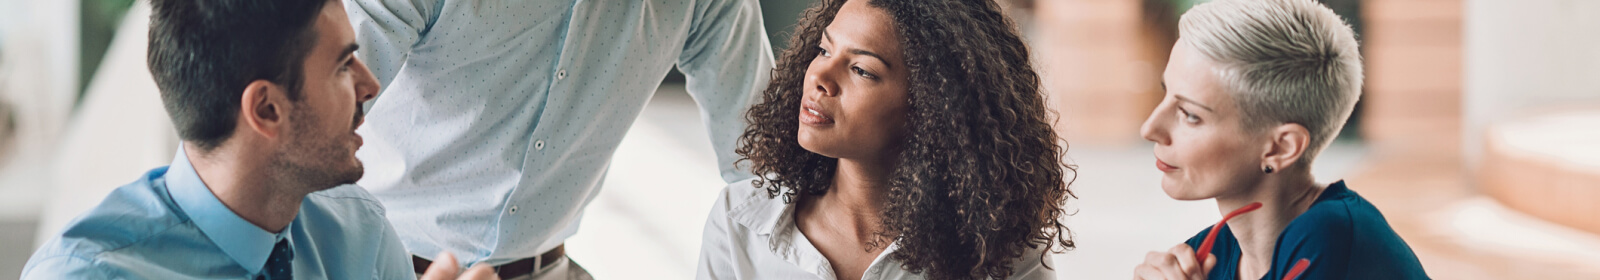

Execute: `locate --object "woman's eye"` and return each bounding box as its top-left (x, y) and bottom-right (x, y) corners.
top-left (1179, 109), bottom-right (1201, 124)
top-left (851, 66), bottom-right (876, 79)
top-left (817, 47), bottom-right (831, 57)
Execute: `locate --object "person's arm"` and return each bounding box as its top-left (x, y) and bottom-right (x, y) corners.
top-left (343, 0), bottom-right (441, 107)
top-left (676, 0), bottom-right (774, 183)
top-left (695, 188), bottom-right (740, 280)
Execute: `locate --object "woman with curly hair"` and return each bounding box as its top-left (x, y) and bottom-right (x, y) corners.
top-left (695, 0), bottom-right (1073, 279)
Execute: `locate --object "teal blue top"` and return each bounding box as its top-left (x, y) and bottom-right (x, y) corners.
top-left (1184, 181), bottom-right (1430, 280)
top-left (22, 148), bottom-right (415, 279)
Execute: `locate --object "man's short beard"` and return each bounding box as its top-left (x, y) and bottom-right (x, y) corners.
top-left (269, 105), bottom-right (363, 194)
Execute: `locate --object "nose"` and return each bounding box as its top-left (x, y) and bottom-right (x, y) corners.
top-left (1140, 99), bottom-right (1171, 145)
top-left (806, 55), bottom-right (842, 98)
top-left (352, 57), bottom-right (380, 103)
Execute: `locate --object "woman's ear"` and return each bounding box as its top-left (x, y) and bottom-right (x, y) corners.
top-left (239, 80), bottom-right (287, 140)
top-left (1260, 123), bottom-right (1311, 172)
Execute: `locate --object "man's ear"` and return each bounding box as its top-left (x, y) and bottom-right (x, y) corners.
top-left (239, 80), bottom-right (287, 140)
top-left (1260, 123), bottom-right (1311, 171)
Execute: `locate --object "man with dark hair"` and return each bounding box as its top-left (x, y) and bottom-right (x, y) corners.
top-left (21, 0), bottom-right (491, 279)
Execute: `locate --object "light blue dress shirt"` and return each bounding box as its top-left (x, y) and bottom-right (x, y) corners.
top-left (344, 0), bottom-right (773, 266)
top-left (21, 148), bottom-right (416, 279)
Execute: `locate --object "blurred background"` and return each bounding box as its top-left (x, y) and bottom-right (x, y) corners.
top-left (0, 0), bottom-right (1597, 279)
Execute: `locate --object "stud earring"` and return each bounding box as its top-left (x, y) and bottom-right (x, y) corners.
top-left (1264, 166), bottom-right (1274, 174)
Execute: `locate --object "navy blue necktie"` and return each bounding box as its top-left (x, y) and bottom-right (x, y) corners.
top-left (259, 239), bottom-right (293, 280)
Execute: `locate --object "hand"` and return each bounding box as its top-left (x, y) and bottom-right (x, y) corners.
top-left (1133, 243), bottom-right (1216, 280)
top-left (419, 252), bottom-right (500, 280)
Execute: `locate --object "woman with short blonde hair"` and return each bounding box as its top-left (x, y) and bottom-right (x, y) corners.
top-left (1132, 0), bottom-right (1428, 279)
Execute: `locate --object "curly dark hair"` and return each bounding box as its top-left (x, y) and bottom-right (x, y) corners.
top-left (734, 0), bottom-right (1076, 279)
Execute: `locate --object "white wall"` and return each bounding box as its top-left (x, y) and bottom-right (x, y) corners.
top-left (1463, 0), bottom-right (1600, 166)
top-left (0, 0), bottom-right (78, 222)
top-left (32, 2), bottom-right (178, 246)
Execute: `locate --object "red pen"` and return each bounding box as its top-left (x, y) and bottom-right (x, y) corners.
top-left (1196, 202), bottom-right (1263, 263)
top-left (1282, 258), bottom-right (1311, 280)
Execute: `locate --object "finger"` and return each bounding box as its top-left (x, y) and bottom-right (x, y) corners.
top-left (1169, 244), bottom-right (1199, 276)
top-left (1202, 253), bottom-right (1217, 276)
top-left (1132, 263), bottom-right (1163, 280)
top-left (457, 263), bottom-right (499, 280)
top-left (419, 252), bottom-right (460, 280)
top-left (1146, 251), bottom-right (1186, 280)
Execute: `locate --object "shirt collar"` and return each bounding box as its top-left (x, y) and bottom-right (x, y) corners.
top-left (165, 146), bottom-right (290, 275)
top-left (725, 186), bottom-right (903, 278)
top-left (725, 186), bottom-right (822, 269)
top-left (1318, 180), bottom-right (1351, 202)
top-left (725, 187), bottom-right (793, 244)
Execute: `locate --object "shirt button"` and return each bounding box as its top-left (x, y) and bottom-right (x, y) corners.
top-left (534, 140), bottom-right (545, 150)
top-left (510, 205), bottom-right (519, 214)
top-left (556, 70), bottom-right (567, 79)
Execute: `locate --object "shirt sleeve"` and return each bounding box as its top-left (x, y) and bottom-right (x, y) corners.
top-left (343, 0), bottom-right (441, 103)
top-left (1008, 246), bottom-right (1058, 280)
top-left (676, 0), bottom-right (774, 183)
top-left (696, 187), bottom-right (740, 280)
top-left (21, 255), bottom-right (112, 280)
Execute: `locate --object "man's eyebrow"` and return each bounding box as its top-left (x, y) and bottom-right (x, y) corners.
top-left (337, 43), bottom-right (360, 64)
top-left (1173, 94), bottom-right (1215, 112)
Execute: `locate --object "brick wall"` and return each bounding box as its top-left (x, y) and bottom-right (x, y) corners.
top-left (1031, 0), bottom-right (1169, 147)
top-left (1360, 0), bottom-right (1463, 159)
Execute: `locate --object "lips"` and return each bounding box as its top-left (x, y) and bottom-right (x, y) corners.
top-left (800, 99), bottom-right (834, 126)
top-left (1155, 157), bottom-right (1178, 172)
top-left (352, 103), bottom-right (366, 129)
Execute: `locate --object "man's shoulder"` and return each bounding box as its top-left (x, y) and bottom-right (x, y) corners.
top-left (299, 184), bottom-right (396, 238)
top-left (306, 184), bottom-right (388, 217)
top-left (25, 168), bottom-right (200, 278)
top-left (48, 169), bottom-right (185, 253)
top-left (299, 185), bottom-right (415, 279)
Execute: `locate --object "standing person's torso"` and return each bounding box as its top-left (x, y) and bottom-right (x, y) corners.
top-left (346, 0), bottom-right (766, 266)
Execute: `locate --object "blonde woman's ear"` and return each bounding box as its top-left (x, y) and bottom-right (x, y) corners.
top-left (1262, 123), bottom-right (1311, 171)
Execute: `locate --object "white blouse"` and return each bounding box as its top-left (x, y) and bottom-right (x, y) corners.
top-left (696, 178), bottom-right (1057, 280)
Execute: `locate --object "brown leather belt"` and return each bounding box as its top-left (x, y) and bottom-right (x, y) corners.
top-left (412, 244), bottom-right (565, 279)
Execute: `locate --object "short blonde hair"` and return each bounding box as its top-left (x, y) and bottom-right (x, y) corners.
top-left (1179, 0), bottom-right (1363, 165)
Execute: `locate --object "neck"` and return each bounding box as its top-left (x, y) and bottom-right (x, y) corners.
top-left (806, 156), bottom-right (895, 241)
top-left (1215, 169), bottom-right (1324, 277)
top-left (185, 143), bottom-right (306, 233)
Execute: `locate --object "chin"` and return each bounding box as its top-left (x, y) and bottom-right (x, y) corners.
top-left (339, 157), bottom-right (365, 183)
top-left (796, 129), bottom-right (831, 157)
top-left (1159, 178), bottom-right (1207, 201)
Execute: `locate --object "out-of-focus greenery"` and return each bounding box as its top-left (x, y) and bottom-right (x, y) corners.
top-left (78, 0), bottom-right (137, 108)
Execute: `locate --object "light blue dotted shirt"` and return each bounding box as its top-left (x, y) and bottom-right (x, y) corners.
top-left (344, 0), bottom-right (773, 266)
